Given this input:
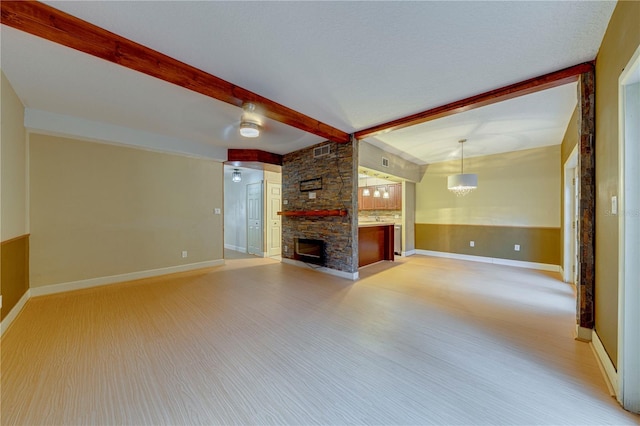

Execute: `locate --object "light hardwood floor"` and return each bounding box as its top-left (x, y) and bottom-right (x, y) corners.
top-left (2, 254), bottom-right (638, 425)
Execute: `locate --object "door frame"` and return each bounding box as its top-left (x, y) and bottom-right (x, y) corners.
top-left (246, 182), bottom-right (264, 257)
top-left (265, 180), bottom-right (282, 257)
top-left (562, 144), bottom-right (578, 284)
top-left (617, 44), bottom-right (640, 413)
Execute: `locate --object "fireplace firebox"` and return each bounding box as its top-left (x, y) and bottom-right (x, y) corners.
top-left (294, 238), bottom-right (325, 266)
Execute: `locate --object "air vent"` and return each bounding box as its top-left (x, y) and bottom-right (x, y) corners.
top-left (314, 144), bottom-right (331, 158)
top-left (382, 157), bottom-right (390, 167)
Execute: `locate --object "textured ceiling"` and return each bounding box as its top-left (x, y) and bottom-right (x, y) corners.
top-left (1, 1), bottom-right (615, 163)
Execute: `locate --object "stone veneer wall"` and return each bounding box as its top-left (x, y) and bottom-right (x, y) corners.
top-left (282, 140), bottom-right (358, 274)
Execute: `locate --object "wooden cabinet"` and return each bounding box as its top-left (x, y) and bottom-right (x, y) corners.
top-left (359, 187), bottom-right (375, 210)
top-left (358, 183), bottom-right (402, 211)
top-left (358, 224), bottom-right (395, 267)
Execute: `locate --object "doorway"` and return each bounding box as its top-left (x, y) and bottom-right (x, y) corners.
top-left (266, 181), bottom-right (282, 257)
top-left (563, 145), bottom-right (579, 285)
top-left (247, 182), bottom-right (263, 256)
top-left (617, 45), bottom-right (640, 413)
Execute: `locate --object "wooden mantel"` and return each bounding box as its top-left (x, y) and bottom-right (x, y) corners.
top-left (277, 209), bottom-right (348, 217)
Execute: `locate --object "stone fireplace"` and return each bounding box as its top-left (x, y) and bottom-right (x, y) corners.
top-left (281, 140), bottom-right (358, 276)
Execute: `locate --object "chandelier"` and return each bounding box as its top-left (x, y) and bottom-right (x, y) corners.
top-left (447, 139), bottom-right (478, 196)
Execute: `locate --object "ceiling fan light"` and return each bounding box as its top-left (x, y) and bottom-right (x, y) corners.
top-left (240, 121), bottom-right (260, 138)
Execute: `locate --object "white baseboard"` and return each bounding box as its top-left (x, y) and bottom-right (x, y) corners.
top-left (414, 250), bottom-right (561, 272)
top-left (575, 325), bottom-right (593, 342)
top-left (1, 289), bottom-right (31, 336)
top-left (224, 244), bottom-right (246, 252)
top-left (281, 258), bottom-right (358, 280)
top-left (591, 330), bottom-right (618, 397)
top-left (30, 260), bottom-right (224, 297)
top-left (402, 249), bottom-right (416, 257)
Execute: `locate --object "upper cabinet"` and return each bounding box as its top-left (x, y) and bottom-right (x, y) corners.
top-left (358, 183), bottom-right (402, 210)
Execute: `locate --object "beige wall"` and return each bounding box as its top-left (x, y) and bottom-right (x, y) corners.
top-left (359, 141), bottom-right (423, 182)
top-left (1, 70), bottom-right (29, 319)
top-left (594, 0), bottom-right (640, 366)
top-left (29, 134), bottom-right (223, 288)
top-left (560, 107), bottom-right (579, 271)
top-left (1, 71), bottom-right (27, 241)
top-left (402, 181), bottom-right (416, 253)
top-left (561, 107), bottom-right (579, 167)
top-left (416, 145), bottom-right (560, 227)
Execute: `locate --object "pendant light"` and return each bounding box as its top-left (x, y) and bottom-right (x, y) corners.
top-left (373, 174), bottom-right (381, 197)
top-left (382, 176), bottom-right (390, 198)
top-left (362, 171), bottom-right (370, 196)
top-left (448, 139), bottom-right (478, 196)
top-left (232, 169), bottom-right (242, 183)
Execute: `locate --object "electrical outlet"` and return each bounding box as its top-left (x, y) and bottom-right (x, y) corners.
top-left (469, 241), bottom-right (475, 247)
top-left (214, 208), bottom-right (221, 215)
top-left (283, 200), bottom-right (288, 205)
top-left (181, 250), bottom-right (188, 258)
top-left (514, 244), bottom-right (520, 251)
top-left (284, 245), bottom-right (288, 252)
top-left (309, 192), bottom-right (316, 199)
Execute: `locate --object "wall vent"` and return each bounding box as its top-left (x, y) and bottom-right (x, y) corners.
top-left (313, 144), bottom-right (331, 158)
top-left (382, 157), bottom-right (390, 167)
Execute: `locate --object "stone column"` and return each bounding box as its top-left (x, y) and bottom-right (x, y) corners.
top-left (577, 68), bottom-right (596, 330)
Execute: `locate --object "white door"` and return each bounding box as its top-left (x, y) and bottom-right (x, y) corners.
top-left (247, 182), bottom-right (263, 256)
top-left (266, 182), bottom-right (282, 257)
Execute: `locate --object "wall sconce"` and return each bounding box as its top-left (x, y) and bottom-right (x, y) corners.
top-left (232, 169), bottom-right (242, 183)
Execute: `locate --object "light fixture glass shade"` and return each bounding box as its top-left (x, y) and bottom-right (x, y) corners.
top-left (383, 187), bottom-right (390, 199)
top-left (373, 188), bottom-right (381, 198)
top-left (362, 187), bottom-right (371, 196)
top-left (232, 169), bottom-right (242, 183)
top-left (239, 121), bottom-right (260, 138)
top-left (448, 173), bottom-right (477, 196)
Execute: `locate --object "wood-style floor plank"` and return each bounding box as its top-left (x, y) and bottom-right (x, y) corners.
top-left (2, 254), bottom-right (637, 425)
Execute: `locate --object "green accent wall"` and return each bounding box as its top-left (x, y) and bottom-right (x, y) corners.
top-left (416, 224), bottom-right (560, 265)
top-left (593, 0), bottom-right (640, 367)
top-left (1, 235), bottom-right (29, 321)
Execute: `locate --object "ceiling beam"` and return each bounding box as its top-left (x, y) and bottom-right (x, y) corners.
top-left (1, 1), bottom-right (351, 143)
top-left (354, 62), bottom-right (594, 140)
top-left (227, 149), bottom-right (283, 166)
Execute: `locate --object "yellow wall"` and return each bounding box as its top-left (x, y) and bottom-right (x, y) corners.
top-left (561, 107), bottom-right (579, 167)
top-left (594, 0), bottom-right (640, 366)
top-left (559, 107), bottom-right (579, 272)
top-left (29, 134), bottom-right (224, 288)
top-left (1, 71), bottom-right (27, 241)
top-left (416, 145), bottom-right (560, 227)
top-left (1, 70), bottom-right (29, 319)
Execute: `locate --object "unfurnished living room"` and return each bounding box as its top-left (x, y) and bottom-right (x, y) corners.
top-left (1, 1), bottom-right (639, 425)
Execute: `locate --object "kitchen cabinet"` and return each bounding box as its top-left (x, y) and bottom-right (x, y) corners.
top-left (359, 187), bottom-right (375, 210)
top-left (358, 223), bottom-right (395, 266)
top-left (358, 183), bottom-right (401, 211)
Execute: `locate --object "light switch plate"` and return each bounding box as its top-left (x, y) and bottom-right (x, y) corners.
top-left (309, 192), bottom-right (316, 199)
top-left (214, 208), bottom-right (221, 215)
top-left (611, 195), bottom-right (617, 215)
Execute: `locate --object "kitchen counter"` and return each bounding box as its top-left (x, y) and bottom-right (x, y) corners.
top-left (358, 223), bottom-right (394, 267)
top-left (358, 221), bottom-right (396, 228)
